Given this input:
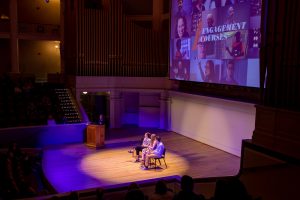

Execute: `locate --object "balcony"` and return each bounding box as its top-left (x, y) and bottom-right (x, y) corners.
top-left (18, 23), bottom-right (60, 40)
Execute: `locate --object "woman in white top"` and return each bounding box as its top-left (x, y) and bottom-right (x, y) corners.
top-left (129, 132), bottom-right (151, 162)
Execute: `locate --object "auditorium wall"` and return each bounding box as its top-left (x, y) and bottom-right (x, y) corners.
top-left (169, 91), bottom-right (256, 156)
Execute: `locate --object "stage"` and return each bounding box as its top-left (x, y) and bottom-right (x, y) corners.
top-left (42, 128), bottom-right (240, 193)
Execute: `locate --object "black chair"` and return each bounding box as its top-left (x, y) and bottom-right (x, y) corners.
top-left (149, 148), bottom-right (167, 169)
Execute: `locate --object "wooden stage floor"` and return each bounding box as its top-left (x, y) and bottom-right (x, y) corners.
top-left (42, 128), bottom-right (240, 193)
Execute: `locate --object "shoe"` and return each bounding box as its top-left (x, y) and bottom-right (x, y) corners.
top-left (134, 159), bottom-right (140, 163)
top-left (141, 165), bottom-right (148, 170)
top-left (128, 150), bottom-right (133, 153)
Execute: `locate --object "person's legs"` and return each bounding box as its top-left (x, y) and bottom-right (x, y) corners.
top-left (135, 146), bottom-right (142, 155)
top-left (140, 148), bottom-right (149, 166)
top-left (143, 153), bottom-right (156, 169)
top-left (141, 148), bottom-right (147, 161)
top-left (136, 146), bottom-right (147, 161)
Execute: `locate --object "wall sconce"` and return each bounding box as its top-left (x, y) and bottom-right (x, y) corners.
top-left (54, 41), bottom-right (60, 49)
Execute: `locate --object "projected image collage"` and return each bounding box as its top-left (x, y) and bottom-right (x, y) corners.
top-left (170, 0), bottom-right (261, 87)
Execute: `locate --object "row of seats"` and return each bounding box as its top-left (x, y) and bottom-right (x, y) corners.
top-left (0, 143), bottom-right (54, 199)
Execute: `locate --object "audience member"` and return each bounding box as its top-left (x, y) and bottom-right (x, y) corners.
top-left (125, 182), bottom-right (145, 200)
top-left (4, 143), bottom-right (39, 198)
top-left (173, 175), bottom-right (205, 200)
top-left (149, 180), bottom-right (174, 200)
top-left (68, 191), bottom-right (79, 200)
top-left (96, 188), bottom-right (104, 200)
top-left (212, 177), bottom-right (252, 200)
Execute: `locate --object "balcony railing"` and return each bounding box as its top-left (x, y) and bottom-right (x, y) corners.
top-left (18, 23), bottom-right (60, 38)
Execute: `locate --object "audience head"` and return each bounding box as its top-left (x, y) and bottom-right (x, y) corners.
top-left (128, 182), bottom-right (139, 191)
top-left (214, 178), bottom-right (250, 200)
top-left (96, 188), bottom-right (103, 200)
top-left (125, 190), bottom-right (145, 200)
top-left (181, 175), bottom-right (194, 192)
top-left (125, 182), bottom-right (145, 200)
top-left (68, 191), bottom-right (79, 200)
top-left (155, 180), bottom-right (168, 195)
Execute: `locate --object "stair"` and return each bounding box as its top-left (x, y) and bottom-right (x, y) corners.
top-left (54, 88), bottom-right (81, 123)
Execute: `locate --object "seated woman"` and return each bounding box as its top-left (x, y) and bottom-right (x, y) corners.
top-left (140, 134), bottom-right (158, 165)
top-left (141, 136), bottom-right (165, 169)
top-left (128, 132), bottom-right (151, 162)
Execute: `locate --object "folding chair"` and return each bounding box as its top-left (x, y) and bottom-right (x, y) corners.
top-left (149, 148), bottom-right (167, 169)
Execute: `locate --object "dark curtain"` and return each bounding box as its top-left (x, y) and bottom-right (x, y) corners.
top-left (261, 0), bottom-right (300, 111)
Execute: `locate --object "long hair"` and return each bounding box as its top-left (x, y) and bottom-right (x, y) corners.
top-left (175, 15), bottom-right (188, 38)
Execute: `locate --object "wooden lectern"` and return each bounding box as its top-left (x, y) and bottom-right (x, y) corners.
top-left (86, 124), bottom-right (105, 148)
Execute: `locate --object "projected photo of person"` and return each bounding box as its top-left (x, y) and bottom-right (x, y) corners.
top-left (221, 2), bottom-right (249, 25)
top-left (206, 13), bottom-right (215, 27)
top-left (175, 39), bottom-right (185, 59)
top-left (174, 38), bottom-right (190, 60)
top-left (203, 12), bottom-right (217, 57)
top-left (175, 15), bottom-right (190, 39)
top-left (220, 59), bottom-right (248, 86)
top-left (197, 42), bottom-right (206, 59)
top-left (175, 0), bottom-right (187, 16)
top-left (225, 31), bottom-right (245, 59)
top-left (250, 0), bottom-right (261, 16)
top-left (220, 60), bottom-right (238, 85)
top-left (171, 60), bottom-right (190, 81)
top-left (191, 0), bottom-right (205, 34)
top-left (193, 0), bottom-right (206, 13)
top-left (198, 60), bottom-right (217, 83)
top-left (169, 0), bottom-right (261, 88)
top-left (226, 6), bottom-right (236, 24)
